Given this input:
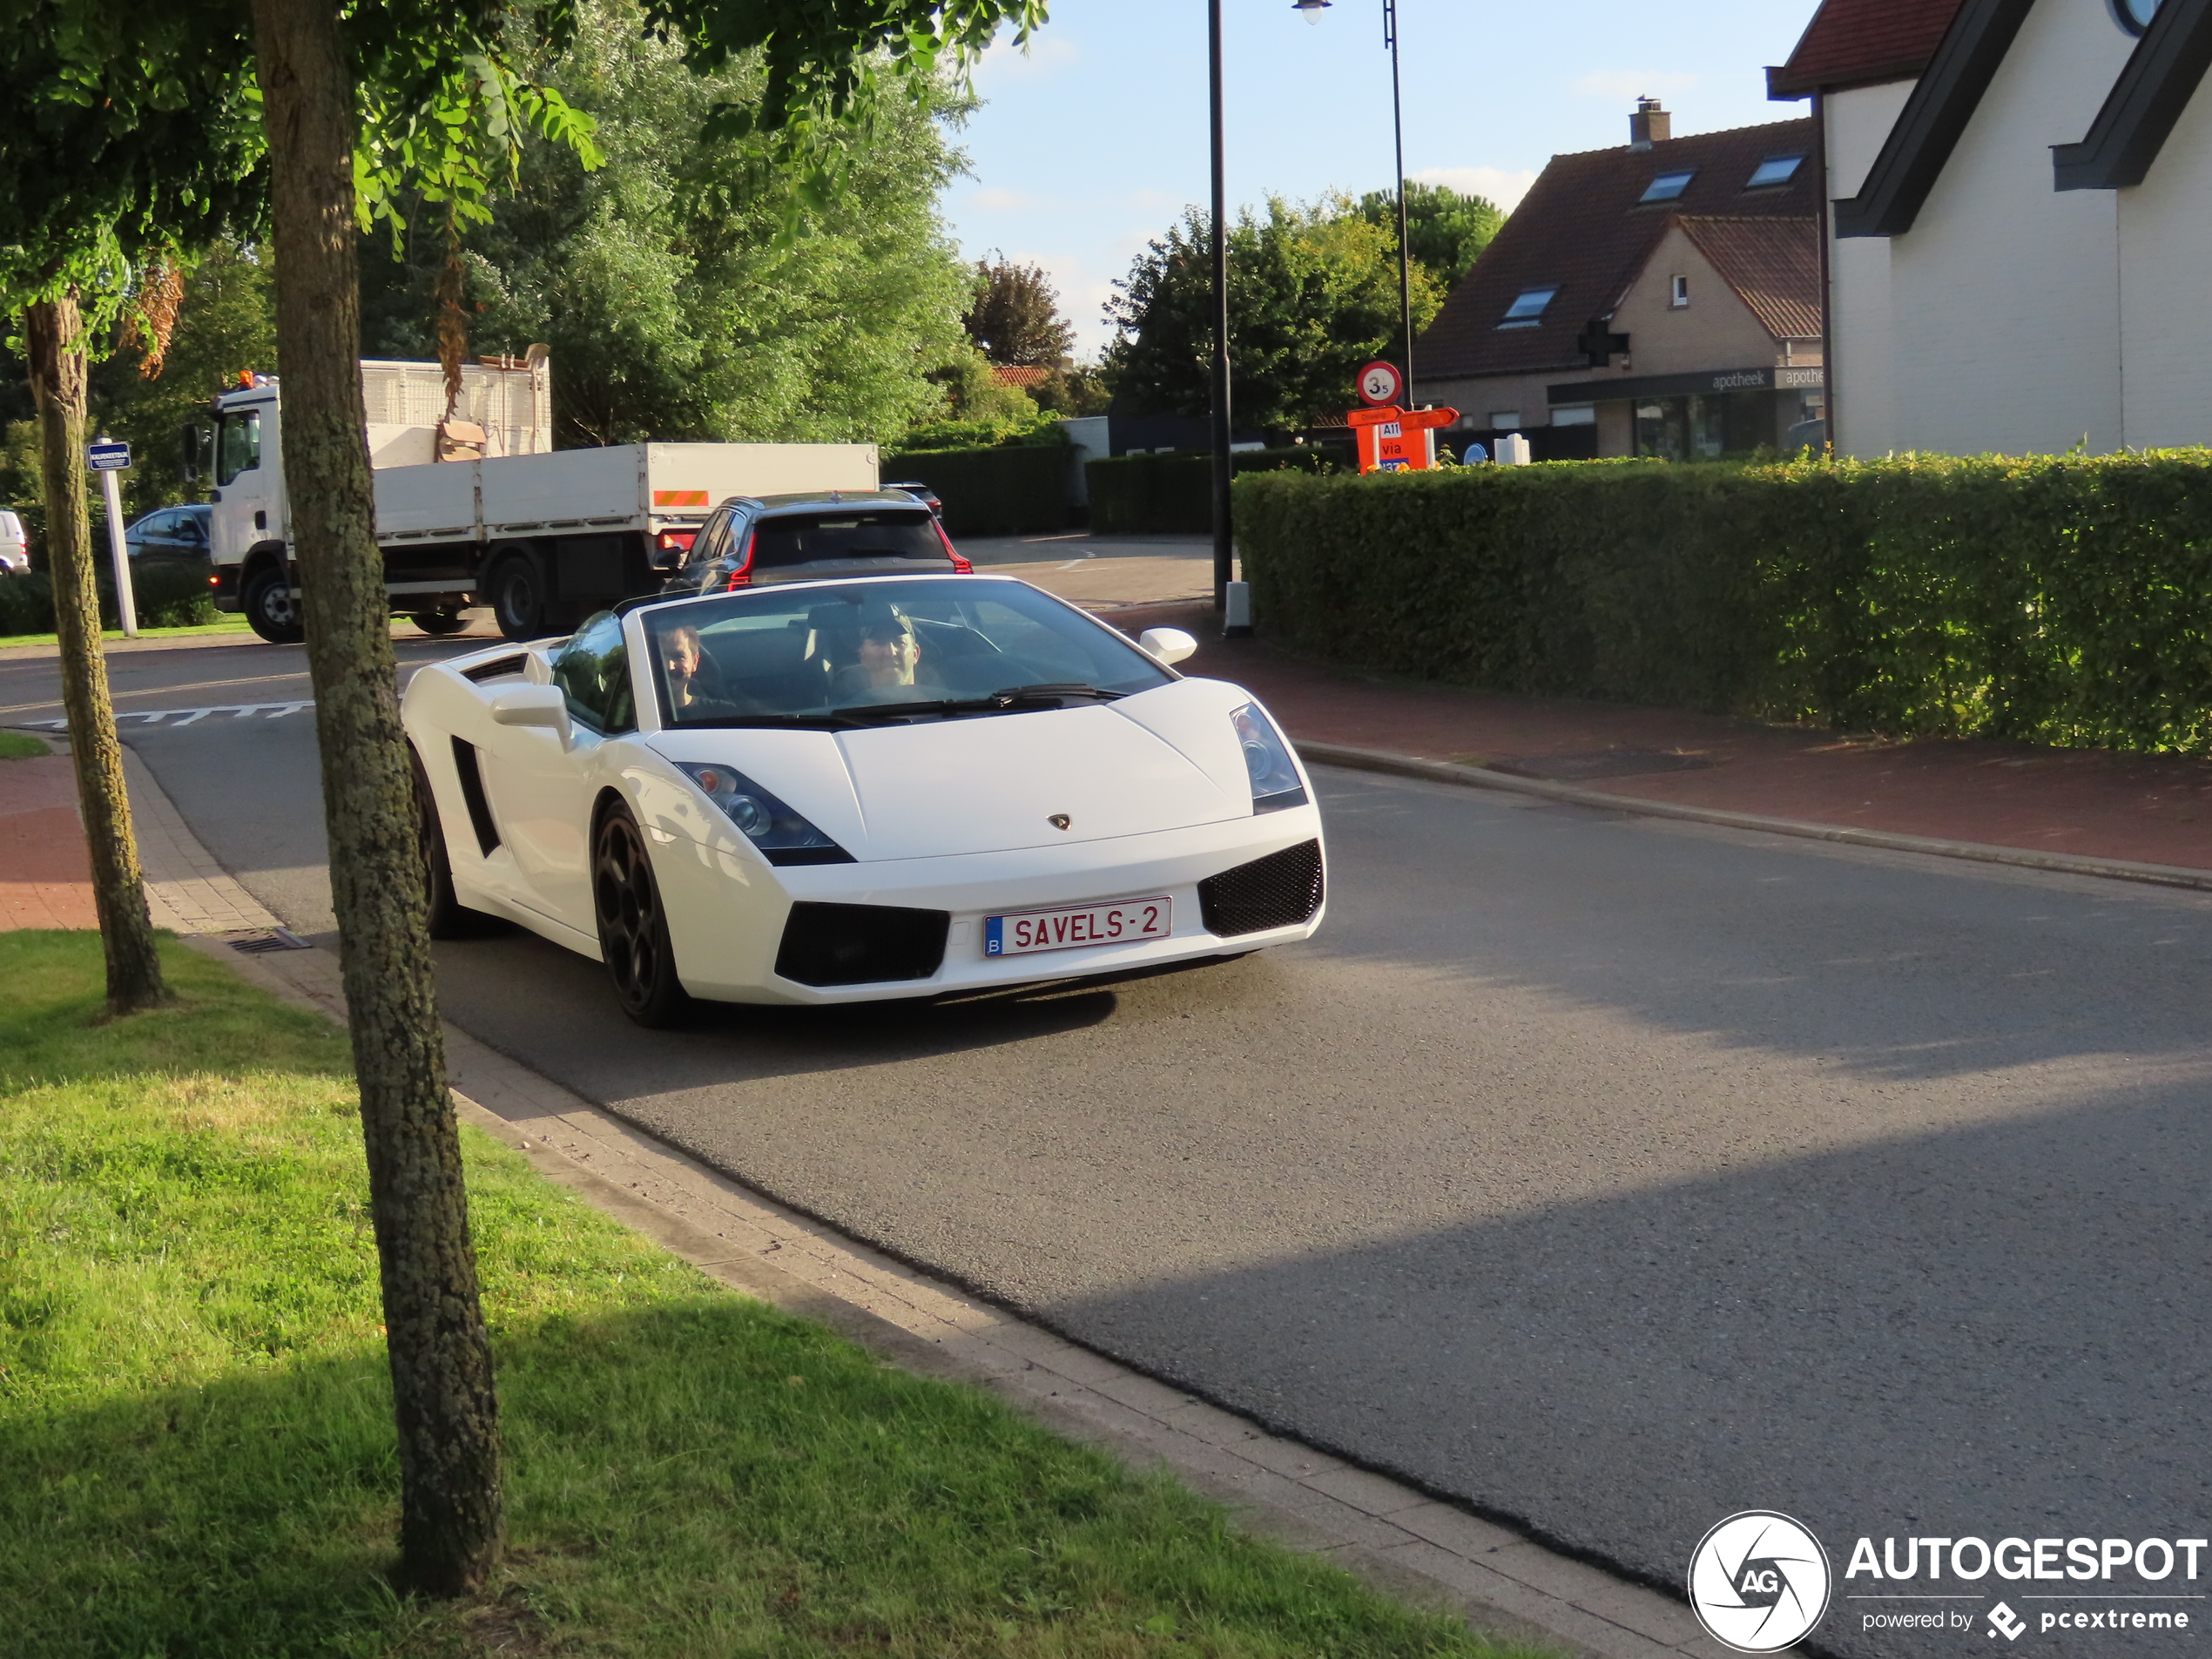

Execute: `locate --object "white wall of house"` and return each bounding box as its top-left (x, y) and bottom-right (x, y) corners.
top-left (2117, 79), bottom-right (2212, 448)
top-left (1886, 0), bottom-right (2131, 455)
top-left (1824, 79), bottom-right (1912, 457)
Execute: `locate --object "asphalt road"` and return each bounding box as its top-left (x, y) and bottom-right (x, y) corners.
top-left (8, 638), bottom-right (2209, 1659)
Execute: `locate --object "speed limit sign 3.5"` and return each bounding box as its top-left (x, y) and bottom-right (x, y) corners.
top-left (1356, 361), bottom-right (1404, 407)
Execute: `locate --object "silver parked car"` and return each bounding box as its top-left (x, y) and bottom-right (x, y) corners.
top-left (661, 491), bottom-right (972, 595)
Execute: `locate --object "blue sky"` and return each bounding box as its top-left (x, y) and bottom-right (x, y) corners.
top-left (943, 0), bottom-right (1824, 357)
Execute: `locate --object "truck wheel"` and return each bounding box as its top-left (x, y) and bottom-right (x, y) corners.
top-left (488, 553), bottom-right (547, 640)
top-left (242, 564), bottom-right (304, 644)
top-left (410, 607), bottom-right (469, 637)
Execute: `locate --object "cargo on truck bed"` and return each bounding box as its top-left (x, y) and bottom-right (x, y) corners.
top-left (193, 354), bottom-right (879, 643)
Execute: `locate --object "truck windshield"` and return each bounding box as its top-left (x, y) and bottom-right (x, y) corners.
top-left (216, 409), bottom-right (262, 485)
top-left (645, 578), bottom-right (1175, 727)
top-left (752, 509), bottom-right (942, 570)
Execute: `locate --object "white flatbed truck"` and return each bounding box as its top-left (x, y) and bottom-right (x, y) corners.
top-left (197, 355), bottom-right (879, 642)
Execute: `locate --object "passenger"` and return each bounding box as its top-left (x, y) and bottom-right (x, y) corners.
top-left (658, 623), bottom-right (723, 712)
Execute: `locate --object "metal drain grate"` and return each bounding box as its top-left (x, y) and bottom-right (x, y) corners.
top-left (226, 927), bottom-right (310, 954)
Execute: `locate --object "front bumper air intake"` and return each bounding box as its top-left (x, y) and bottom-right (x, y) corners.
top-left (1197, 839), bottom-right (1325, 937)
top-left (775, 902), bottom-right (950, 988)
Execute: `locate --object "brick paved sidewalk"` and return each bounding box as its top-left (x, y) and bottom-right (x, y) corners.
top-left (0, 738), bottom-right (280, 934)
top-left (1116, 601), bottom-right (2212, 876)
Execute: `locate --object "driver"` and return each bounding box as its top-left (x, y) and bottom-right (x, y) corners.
top-left (831, 604), bottom-right (940, 703)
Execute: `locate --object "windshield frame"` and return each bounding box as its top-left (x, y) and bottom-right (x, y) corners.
top-left (625, 574), bottom-right (1180, 736)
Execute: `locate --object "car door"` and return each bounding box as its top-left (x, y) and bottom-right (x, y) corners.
top-left (677, 507), bottom-right (737, 593)
top-left (477, 611), bottom-right (633, 934)
top-left (125, 510), bottom-right (172, 562)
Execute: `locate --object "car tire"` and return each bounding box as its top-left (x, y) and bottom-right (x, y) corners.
top-left (411, 607), bottom-right (470, 637)
top-left (242, 563), bottom-right (304, 644)
top-left (410, 748), bottom-right (485, 941)
top-left (592, 805), bottom-right (693, 1027)
top-left (488, 553), bottom-right (547, 641)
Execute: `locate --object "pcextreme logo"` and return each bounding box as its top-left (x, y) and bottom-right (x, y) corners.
top-left (1689, 1511), bottom-right (1835, 1652)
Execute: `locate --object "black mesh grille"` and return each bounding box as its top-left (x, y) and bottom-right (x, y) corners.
top-left (1198, 840), bottom-right (1325, 937)
top-left (775, 902), bottom-right (949, 988)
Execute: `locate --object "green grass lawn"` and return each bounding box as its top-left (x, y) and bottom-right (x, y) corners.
top-left (0, 933), bottom-right (1538, 1659)
top-left (0, 730), bottom-right (49, 759)
top-left (0, 614), bottom-right (258, 650)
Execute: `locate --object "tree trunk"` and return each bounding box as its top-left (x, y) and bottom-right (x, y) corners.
top-left (249, 0), bottom-right (502, 1596)
top-left (23, 295), bottom-right (168, 1015)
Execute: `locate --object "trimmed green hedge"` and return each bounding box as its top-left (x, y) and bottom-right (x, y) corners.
top-left (1234, 451), bottom-right (2212, 753)
top-left (0, 562), bottom-right (219, 637)
top-left (1088, 448), bottom-right (1332, 536)
top-left (879, 443), bottom-right (1071, 537)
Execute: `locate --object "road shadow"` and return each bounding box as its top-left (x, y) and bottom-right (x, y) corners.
top-left (1035, 1074), bottom-right (2212, 1659)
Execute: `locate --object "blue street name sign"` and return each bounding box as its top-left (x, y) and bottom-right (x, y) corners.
top-left (87, 441), bottom-right (131, 471)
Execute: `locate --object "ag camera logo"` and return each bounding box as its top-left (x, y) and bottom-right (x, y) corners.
top-left (1689, 1511), bottom-right (1833, 1652)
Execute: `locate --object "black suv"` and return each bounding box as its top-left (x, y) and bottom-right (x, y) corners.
top-left (663, 490), bottom-right (972, 594)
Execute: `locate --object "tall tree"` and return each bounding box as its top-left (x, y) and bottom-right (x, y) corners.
top-left (256, 0), bottom-right (1045, 1595)
top-left (0, 1), bottom-right (268, 1014)
top-left (360, 0), bottom-right (975, 449)
top-left (962, 254), bottom-right (1074, 367)
top-left (1356, 179), bottom-right (1504, 294)
top-left (1105, 193), bottom-right (1439, 432)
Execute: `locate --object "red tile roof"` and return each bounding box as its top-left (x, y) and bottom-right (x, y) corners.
top-left (1678, 216), bottom-right (1824, 341)
top-left (1413, 117), bottom-right (1820, 384)
top-left (1768, 0), bottom-right (1968, 97)
top-left (989, 364), bottom-right (1051, 388)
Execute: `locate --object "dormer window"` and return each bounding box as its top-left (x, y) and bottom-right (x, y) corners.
top-left (1639, 170), bottom-right (1696, 204)
top-left (1499, 286), bottom-right (1559, 328)
top-left (2112, 0), bottom-right (2161, 32)
top-left (1746, 154), bottom-right (1805, 188)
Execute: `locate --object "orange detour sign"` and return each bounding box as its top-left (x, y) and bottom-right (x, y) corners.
top-left (1346, 405), bottom-right (1460, 473)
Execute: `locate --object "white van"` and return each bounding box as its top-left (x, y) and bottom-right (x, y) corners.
top-left (0, 510), bottom-right (28, 577)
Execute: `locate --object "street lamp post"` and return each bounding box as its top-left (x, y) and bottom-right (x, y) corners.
top-left (1209, 0), bottom-right (1234, 614)
top-left (1296, 0), bottom-right (1415, 395)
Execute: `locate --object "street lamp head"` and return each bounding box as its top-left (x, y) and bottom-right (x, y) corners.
top-left (1292, 0), bottom-right (1331, 24)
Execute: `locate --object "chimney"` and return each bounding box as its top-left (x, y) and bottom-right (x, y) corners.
top-left (1629, 98), bottom-right (1671, 151)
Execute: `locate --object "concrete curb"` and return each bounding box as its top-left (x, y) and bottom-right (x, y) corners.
top-left (1298, 740), bottom-right (2212, 895)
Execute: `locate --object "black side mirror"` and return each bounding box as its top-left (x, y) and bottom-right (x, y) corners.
top-left (181, 425), bottom-right (210, 482)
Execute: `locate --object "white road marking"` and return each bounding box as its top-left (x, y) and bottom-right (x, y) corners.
top-left (26, 699), bottom-right (314, 731)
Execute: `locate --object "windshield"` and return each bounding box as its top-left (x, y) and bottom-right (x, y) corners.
top-left (644, 579), bottom-right (1176, 727)
top-left (753, 510), bottom-right (942, 570)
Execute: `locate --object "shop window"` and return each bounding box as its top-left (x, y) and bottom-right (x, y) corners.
top-left (1488, 410), bottom-right (1521, 430)
top-left (1639, 170), bottom-right (1695, 204)
top-left (1551, 405), bottom-right (1595, 427)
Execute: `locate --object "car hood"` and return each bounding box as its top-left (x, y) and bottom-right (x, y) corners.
top-left (645, 679), bottom-right (1258, 861)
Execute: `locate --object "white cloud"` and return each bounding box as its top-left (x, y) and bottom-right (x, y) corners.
top-left (966, 185), bottom-right (1043, 212)
top-left (973, 32), bottom-right (1080, 88)
top-left (1408, 165), bottom-right (1540, 211)
top-left (1570, 69), bottom-right (1699, 104)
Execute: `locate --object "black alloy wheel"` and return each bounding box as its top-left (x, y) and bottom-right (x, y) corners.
top-left (593, 806), bottom-right (692, 1027)
top-left (489, 553), bottom-right (546, 640)
top-left (411, 607), bottom-right (470, 637)
top-left (242, 563), bottom-right (304, 644)
top-left (410, 747), bottom-right (481, 939)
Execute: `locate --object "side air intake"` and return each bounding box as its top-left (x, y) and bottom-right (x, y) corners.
top-left (1197, 839), bottom-right (1325, 937)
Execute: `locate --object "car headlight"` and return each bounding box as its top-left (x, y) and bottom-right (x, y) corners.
top-left (1231, 703), bottom-right (1307, 813)
top-left (675, 762), bottom-right (853, 866)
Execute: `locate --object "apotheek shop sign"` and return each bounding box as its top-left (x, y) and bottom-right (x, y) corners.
top-left (1545, 364), bottom-right (1826, 405)
top-left (1686, 1513), bottom-right (2206, 1651)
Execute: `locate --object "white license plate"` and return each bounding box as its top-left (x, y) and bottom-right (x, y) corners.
top-left (984, 896), bottom-right (1173, 957)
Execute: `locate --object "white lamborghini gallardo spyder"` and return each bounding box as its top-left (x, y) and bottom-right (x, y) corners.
top-left (402, 575), bottom-right (1326, 1025)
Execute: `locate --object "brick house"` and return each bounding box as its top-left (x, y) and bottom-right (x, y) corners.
top-left (1412, 102), bottom-right (1827, 461)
